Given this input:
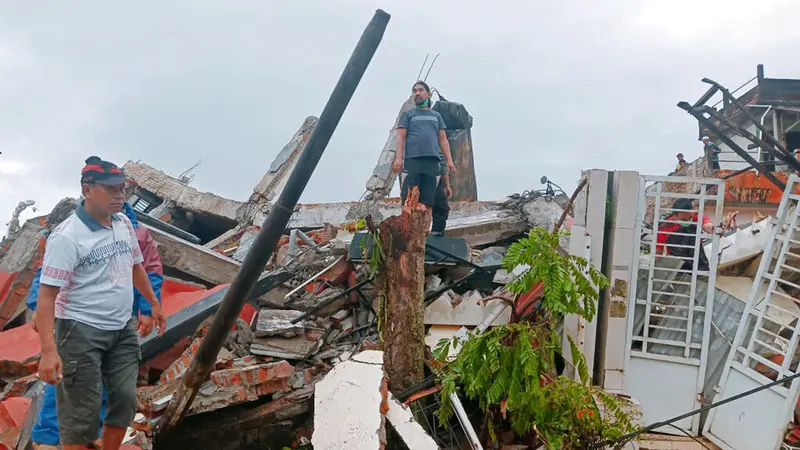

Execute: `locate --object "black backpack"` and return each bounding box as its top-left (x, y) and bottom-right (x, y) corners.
top-left (432, 91), bottom-right (473, 130)
top-left (665, 223), bottom-right (710, 272)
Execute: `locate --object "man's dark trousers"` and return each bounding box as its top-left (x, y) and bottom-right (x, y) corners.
top-left (432, 177), bottom-right (450, 234)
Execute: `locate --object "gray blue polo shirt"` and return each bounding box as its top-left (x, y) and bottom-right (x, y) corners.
top-left (399, 108), bottom-right (446, 160)
top-left (40, 202), bottom-right (144, 331)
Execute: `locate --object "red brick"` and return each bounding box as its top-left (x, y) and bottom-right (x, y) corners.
top-left (158, 337), bottom-right (202, 384)
top-left (253, 378), bottom-right (291, 396)
top-left (210, 361), bottom-right (294, 388)
top-left (0, 396), bottom-right (31, 448)
top-left (214, 348), bottom-right (233, 370)
top-left (0, 324), bottom-right (40, 378)
top-left (0, 373), bottom-right (38, 401)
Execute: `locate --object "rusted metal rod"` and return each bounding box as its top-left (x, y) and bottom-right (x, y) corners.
top-left (553, 176), bottom-right (588, 233)
top-left (157, 9), bottom-right (392, 434)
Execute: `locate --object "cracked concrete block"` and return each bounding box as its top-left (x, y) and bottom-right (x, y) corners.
top-left (386, 393), bottom-right (438, 449)
top-left (250, 334), bottom-right (323, 360)
top-left (312, 350), bottom-right (384, 449)
top-left (255, 309), bottom-right (305, 338)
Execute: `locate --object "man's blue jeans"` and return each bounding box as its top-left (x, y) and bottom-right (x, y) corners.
top-left (31, 383), bottom-right (108, 446)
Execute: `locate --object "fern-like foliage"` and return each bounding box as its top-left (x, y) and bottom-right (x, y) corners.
top-left (359, 220), bottom-right (389, 340)
top-left (435, 227), bottom-right (639, 449)
top-left (503, 227), bottom-right (607, 321)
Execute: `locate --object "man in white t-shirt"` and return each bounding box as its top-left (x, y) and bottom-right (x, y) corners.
top-left (36, 156), bottom-right (166, 450)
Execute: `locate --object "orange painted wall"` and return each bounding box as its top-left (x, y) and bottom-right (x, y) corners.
top-left (720, 170), bottom-right (800, 206)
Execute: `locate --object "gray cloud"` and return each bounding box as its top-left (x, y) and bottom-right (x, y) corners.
top-left (1, 0), bottom-right (799, 236)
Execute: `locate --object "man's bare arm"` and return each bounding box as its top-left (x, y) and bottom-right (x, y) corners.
top-left (37, 284), bottom-right (62, 384)
top-left (439, 130), bottom-right (456, 173)
top-left (395, 128), bottom-right (407, 161)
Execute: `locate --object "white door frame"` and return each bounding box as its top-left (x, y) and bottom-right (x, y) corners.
top-left (624, 175), bottom-right (724, 435)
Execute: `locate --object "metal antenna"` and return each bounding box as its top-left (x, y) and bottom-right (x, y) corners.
top-left (415, 54), bottom-right (429, 81)
top-left (178, 159), bottom-right (203, 184)
top-left (423, 53), bottom-right (440, 82)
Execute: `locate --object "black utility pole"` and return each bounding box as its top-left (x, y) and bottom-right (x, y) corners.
top-left (158, 9), bottom-right (392, 433)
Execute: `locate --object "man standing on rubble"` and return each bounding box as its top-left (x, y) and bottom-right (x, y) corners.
top-left (27, 181), bottom-right (164, 449)
top-left (392, 81), bottom-right (457, 212)
top-left (35, 156), bottom-right (166, 450)
top-left (702, 136), bottom-right (722, 170)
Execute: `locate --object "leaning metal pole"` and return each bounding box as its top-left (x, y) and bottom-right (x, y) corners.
top-left (157, 9), bottom-right (392, 433)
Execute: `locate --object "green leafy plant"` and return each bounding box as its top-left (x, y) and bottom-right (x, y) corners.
top-left (434, 227), bottom-right (639, 449)
top-left (504, 227), bottom-right (606, 320)
top-left (360, 215), bottom-right (389, 340)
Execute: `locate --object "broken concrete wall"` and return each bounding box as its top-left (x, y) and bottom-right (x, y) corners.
top-left (4, 200), bottom-right (35, 240)
top-left (246, 116), bottom-right (319, 219)
top-left (123, 161), bottom-right (246, 223)
top-left (645, 155), bottom-right (713, 224)
top-left (257, 198), bottom-right (498, 231)
top-left (364, 97), bottom-right (415, 200)
top-left (446, 128), bottom-right (478, 202)
top-left (0, 222), bottom-right (45, 329)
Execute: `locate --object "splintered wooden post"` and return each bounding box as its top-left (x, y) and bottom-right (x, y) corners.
top-left (379, 186), bottom-right (430, 393)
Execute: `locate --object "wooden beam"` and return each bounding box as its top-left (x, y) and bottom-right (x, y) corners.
top-left (145, 224), bottom-right (240, 285)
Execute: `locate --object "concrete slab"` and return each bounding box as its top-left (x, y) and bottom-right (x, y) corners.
top-left (145, 224), bottom-right (241, 285)
top-left (250, 334), bottom-right (322, 360)
top-left (255, 309), bottom-right (305, 338)
top-left (424, 290), bottom-right (511, 326)
top-left (386, 392), bottom-right (438, 449)
top-left (444, 211), bottom-right (528, 247)
top-left (312, 350), bottom-right (384, 449)
top-left (123, 161), bottom-right (245, 223)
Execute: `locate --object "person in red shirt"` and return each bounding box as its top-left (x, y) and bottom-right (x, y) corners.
top-left (656, 198), bottom-right (714, 256)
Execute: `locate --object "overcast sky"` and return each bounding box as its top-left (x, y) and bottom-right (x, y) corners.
top-left (1, 0), bottom-right (799, 236)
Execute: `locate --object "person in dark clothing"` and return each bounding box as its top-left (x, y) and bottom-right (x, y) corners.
top-left (393, 81), bottom-right (457, 210)
top-left (702, 136), bottom-right (722, 170)
top-left (656, 198), bottom-right (714, 271)
top-left (431, 153), bottom-right (452, 236)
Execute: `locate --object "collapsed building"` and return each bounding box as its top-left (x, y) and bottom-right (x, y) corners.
top-left (4, 59), bottom-right (800, 449)
top-left (0, 91), bottom-right (574, 450)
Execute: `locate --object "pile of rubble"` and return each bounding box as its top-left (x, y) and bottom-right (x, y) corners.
top-left (0, 112), bottom-right (569, 449)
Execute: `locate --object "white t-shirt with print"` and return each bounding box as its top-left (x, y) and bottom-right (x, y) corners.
top-left (40, 208), bottom-right (144, 331)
